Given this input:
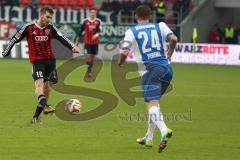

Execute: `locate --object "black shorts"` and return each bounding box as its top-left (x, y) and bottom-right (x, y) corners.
top-left (32, 60), bottom-right (58, 84)
top-left (84, 44), bottom-right (98, 55)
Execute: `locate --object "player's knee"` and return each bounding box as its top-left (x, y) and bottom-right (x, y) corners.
top-left (35, 87), bottom-right (43, 95)
top-left (147, 100), bottom-right (159, 108)
top-left (35, 84), bottom-right (44, 96)
top-left (44, 86), bottom-right (51, 94)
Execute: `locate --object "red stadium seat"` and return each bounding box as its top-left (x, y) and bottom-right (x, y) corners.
top-left (58, 0), bottom-right (67, 6)
top-left (67, 0), bottom-right (77, 6)
top-left (85, 0), bottom-right (93, 7)
top-left (76, 0), bottom-right (84, 7)
top-left (19, 0), bottom-right (31, 5)
top-left (165, 15), bottom-right (175, 25)
top-left (39, 0), bottom-right (59, 6)
top-left (49, 0), bottom-right (57, 5)
top-left (38, 0), bottom-right (49, 5)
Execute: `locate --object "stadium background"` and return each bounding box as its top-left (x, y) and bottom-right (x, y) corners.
top-left (0, 1), bottom-right (240, 160)
top-left (0, 0), bottom-right (240, 65)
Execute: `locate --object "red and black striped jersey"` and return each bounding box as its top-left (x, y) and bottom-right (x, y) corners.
top-left (2, 21), bottom-right (75, 63)
top-left (79, 18), bottom-right (101, 45)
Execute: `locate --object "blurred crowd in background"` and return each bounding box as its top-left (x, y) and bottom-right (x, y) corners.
top-left (0, 0), bottom-right (193, 25)
top-left (100, 0), bottom-right (193, 24)
top-left (1, 0), bottom-right (239, 44)
top-left (208, 23), bottom-right (240, 44)
top-left (0, 0), bottom-right (93, 7)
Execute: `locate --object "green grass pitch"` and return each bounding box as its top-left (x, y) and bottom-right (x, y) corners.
top-left (0, 59), bottom-right (240, 160)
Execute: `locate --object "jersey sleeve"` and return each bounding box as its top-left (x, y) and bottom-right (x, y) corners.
top-left (120, 29), bottom-right (135, 52)
top-left (159, 22), bottom-right (174, 41)
top-left (78, 20), bottom-right (86, 37)
top-left (96, 19), bottom-right (102, 33)
top-left (51, 24), bottom-right (76, 50)
top-left (2, 24), bottom-right (27, 57)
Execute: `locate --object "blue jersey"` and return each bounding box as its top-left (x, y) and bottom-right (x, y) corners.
top-left (121, 22), bottom-right (175, 101)
top-left (121, 22), bottom-right (173, 66)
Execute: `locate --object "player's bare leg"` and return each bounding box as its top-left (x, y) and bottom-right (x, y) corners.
top-left (43, 81), bottom-right (55, 114)
top-left (43, 81), bottom-right (51, 101)
top-left (31, 78), bottom-right (46, 124)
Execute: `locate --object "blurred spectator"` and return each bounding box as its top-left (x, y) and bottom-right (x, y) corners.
top-left (101, 0), bottom-right (113, 11)
top-left (5, 0), bottom-right (19, 5)
top-left (173, 0), bottom-right (192, 21)
top-left (133, 0), bottom-right (142, 9)
top-left (173, 0), bottom-right (181, 24)
top-left (224, 23), bottom-right (235, 44)
top-left (112, 0), bottom-right (120, 24)
top-left (155, 0), bottom-right (165, 22)
top-left (126, 0), bottom-right (133, 23)
top-left (128, 0), bottom-right (138, 10)
top-left (182, 0), bottom-right (191, 17)
top-left (128, 0), bottom-right (138, 23)
top-left (32, 0), bottom-right (37, 6)
top-left (99, 0), bottom-right (194, 25)
top-left (101, 0), bottom-right (108, 11)
top-left (120, 0), bottom-right (130, 23)
top-left (208, 24), bottom-right (222, 44)
top-left (112, 0), bottom-right (120, 11)
top-left (173, 0), bottom-right (183, 14)
top-left (235, 26), bottom-right (240, 44)
top-left (216, 25), bottom-right (223, 43)
top-left (0, 0), bottom-right (7, 5)
top-left (143, 0), bottom-right (153, 10)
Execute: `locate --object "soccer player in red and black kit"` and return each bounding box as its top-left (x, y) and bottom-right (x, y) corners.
top-left (2, 7), bottom-right (79, 124)
top-left (75, 8), bottom-right (101, 78)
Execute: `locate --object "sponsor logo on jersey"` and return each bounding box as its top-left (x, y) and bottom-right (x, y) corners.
top-left (89, 25), bottom-right (96, 30)
top-left (35, 36), bottom-right (48, 41)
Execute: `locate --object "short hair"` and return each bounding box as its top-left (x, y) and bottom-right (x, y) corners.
top-left (89, 7), bottom-right (97, 12)
top-left (135, 5), bottom-right (151, 20)
top-left (40, 7), bottom-right (54, 15)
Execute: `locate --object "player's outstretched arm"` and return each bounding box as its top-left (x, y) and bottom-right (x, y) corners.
top-left (118, 29), bottom-right (134, 67)
top-left (75, 36), bottom-right (80, 46)
top-left (75, 22), bottom-right (85, 46)
top-left (167, 34), bottom-right (178, 62)
top-left (51, 24), bottom-right (79, 53)
top-left (2, 25), bottom-right (27, 57)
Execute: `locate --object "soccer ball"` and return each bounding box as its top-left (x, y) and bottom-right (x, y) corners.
top-left (65, 99), bottom-right (81, 114)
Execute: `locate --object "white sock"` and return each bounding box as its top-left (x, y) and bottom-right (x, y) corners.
top-left (145, 115), bottom-right (156, 141)
top-left (149, 105), bottom-right (168, 136)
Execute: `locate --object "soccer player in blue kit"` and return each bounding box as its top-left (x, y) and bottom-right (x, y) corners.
top-left (118, 5), bottom-right (178, 152)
